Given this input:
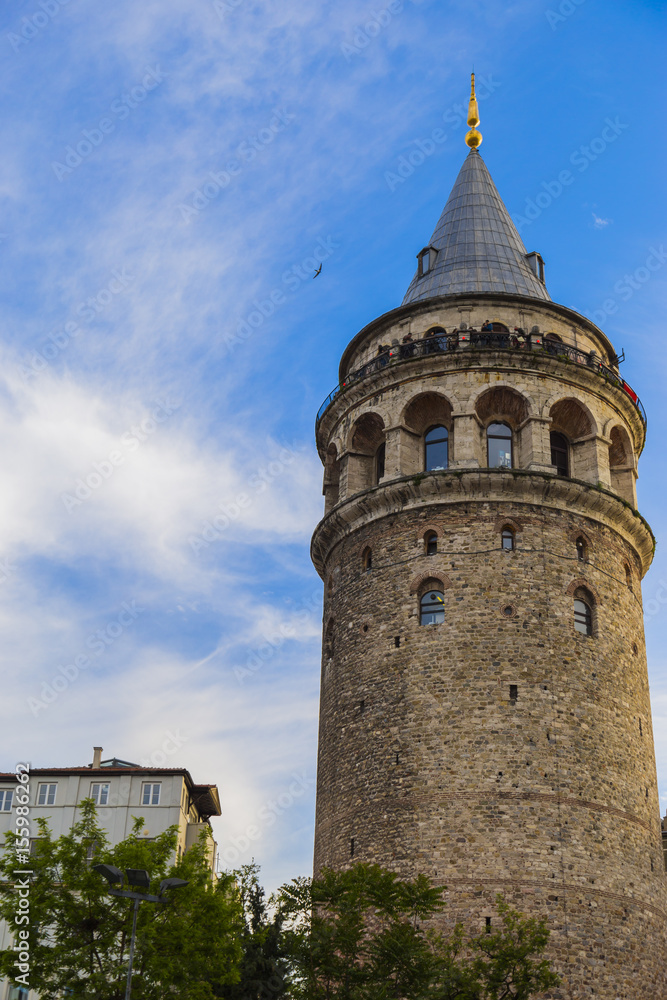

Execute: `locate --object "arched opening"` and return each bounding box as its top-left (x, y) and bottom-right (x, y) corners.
top-left (550, 431), bottom-right (569, 477)
top-left (402, 393), bottom-right (453, 475)
top-left (501, 526), bottom-right (515, 551)
top-left (487, 422), bottom-right (513, 468)
top-left (362, 547), bottom-right (372, 572)
top-left (424, 531), bottom-right (438, 556)
top-left (549, 399), bottom-right (595, 482)
top-left (608, 425), bottom-right (635, 505)
top-left (475, 386), bottom-right (529, 468)
top-left (576, 536), bottom-right (588, 563)
top-left (545, 332), bottom-right (564, 356)
top-left (323, 443), bottom-right (340, 513)
top-left (624, 562), bottom-right (633, 591)
top-left (573, 587), bottom-right (594, 637)
top-left (424, 425), bottom-right (449, 471)
top-left (348, 413), bottom-right (385, 494)
top-left (420, 582), bottom-right (445, 625)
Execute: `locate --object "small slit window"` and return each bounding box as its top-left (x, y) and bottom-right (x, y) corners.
top-left (425, 531), bottom-right (438, 556)
top-left (487, 422), bottom-right (512, 469)
top-left (574, 598), bottom-right (593, 636)
top-left (424, 425), bottom-right (448, 471)
top-left (362, 547), bottom-right (372, 572)
top-left (624, 563), bottom-right (632, 590)
top-left (420, 589), bottom-right (444, 626)
top-left (576, 536), bottom-right (587, 562)
top-left (501, 526), bottom-right (515, 551)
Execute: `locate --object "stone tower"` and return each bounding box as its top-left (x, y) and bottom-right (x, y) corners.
top-left (311, 77), bottom-right (667, 996)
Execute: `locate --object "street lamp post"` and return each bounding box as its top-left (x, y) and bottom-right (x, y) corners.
top-left (93, 864), bottom-right (189, 1000)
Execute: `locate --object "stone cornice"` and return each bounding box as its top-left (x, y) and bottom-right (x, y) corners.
top-left (310, 469), bottom-right (655, 577)
top-left (317, 346), bottom-right (646, 459)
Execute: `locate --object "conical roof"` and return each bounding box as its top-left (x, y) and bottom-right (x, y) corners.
top-left (402, 148), bottom-right (551, 304)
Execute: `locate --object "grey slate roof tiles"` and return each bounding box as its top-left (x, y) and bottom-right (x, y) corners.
top-left (402, 148), bottom-right (551, 304)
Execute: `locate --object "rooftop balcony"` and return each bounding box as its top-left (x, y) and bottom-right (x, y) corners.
top-left (316, 330), bottom-right (645, 428)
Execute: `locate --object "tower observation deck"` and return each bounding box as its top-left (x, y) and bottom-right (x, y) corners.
top-left (311, 77), bottom-right (667, 996)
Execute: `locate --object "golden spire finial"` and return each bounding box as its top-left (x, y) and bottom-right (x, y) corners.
top-left (465, 72), bottom-right (482, 149)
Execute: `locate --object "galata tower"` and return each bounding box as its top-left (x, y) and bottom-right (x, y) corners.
top-left (311, 76), bottom-right (667, 996)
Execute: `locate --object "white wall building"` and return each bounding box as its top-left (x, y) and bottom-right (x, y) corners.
top-left (0, 748), bottom-right (222, 1000)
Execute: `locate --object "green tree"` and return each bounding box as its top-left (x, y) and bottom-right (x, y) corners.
top-left (0, 798), bottom-right (243, 1000)
top-left (278, 864), bottom-right (560, 1000)
top-left (217, 863), bottom-right (290, 1000)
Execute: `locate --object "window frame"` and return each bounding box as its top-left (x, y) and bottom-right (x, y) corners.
top-left (0, 789), bottom-right (13, 812)
top-left (486, 422), bottom-right (513, 469)
top-left (574, 597), bottom-right (593, 636)
top-left (550, 430), bottom-right (569, 477)
top-left (37, 783), bottom-right (57, 807)
top-left (141, 783), bottom-right (161, 806)
top-left (424, 425), bottom-right (449, 472)
top-left (420, 589), bottom-right (445, 626)
top-left (501, 526), bottom-right (515, 551)
top-left (90, 782), bottom-right (110, 806)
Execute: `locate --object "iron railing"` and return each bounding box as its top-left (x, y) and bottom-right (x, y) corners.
top-left (316, 331), bottom-right (646, 426)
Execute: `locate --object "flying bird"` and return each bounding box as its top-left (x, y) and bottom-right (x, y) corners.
top-left (313, 264), bottom-right (322, 278)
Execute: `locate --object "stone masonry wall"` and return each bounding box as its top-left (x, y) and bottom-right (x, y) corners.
top-left (313, 495), bottom-right (667, 996)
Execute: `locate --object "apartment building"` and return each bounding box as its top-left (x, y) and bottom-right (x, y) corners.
top-left (0, 748), bottom-right (222, 1000)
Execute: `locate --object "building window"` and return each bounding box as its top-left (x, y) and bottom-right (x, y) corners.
top-left (375, 442), bottom-right (385, 483)
top-left (418, 246), bottom-right (436, 277)
top-left (487, 422), bottom-right (512, 469)
top-left (574, 598), bottom-right (593, 636)
top-left (141, 783), bottom-right (161, 806)
top-left (0, 790), bottom-right (13, 812)
top-left (362, 547), bottom-right (372, 572)
top-left (501, 526), bottom-right (515, 550)
top-left (8, 987), bottom-right (30, 1000)
top-left (86, 839), bottom-right (100, 862)
top-left (420, 589), bottom-right (445, 626)
top-left (37, 783), bottom-right (57, 806)
top-left (576, 536), bottom-right (587, 562)
top-left (91, 783), bottom-right (110, 806)
top-left (424, 531), bottom-right (438, 556)
top-left (550, 431), bottom-right (569, 477)
top-left (424, 425), bottom-right (448, 471)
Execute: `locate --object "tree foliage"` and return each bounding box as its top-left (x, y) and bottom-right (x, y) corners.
top-left (0, 798), bottom-right (242, 1000)
top-left (216, 863), bottom-right (290, 1000)
top-left (278, 864), bottom-right (561, 1000)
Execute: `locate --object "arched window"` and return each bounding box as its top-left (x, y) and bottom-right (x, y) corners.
top-left (362, 547), bottom-right (372, 572)
top-left (424, 425), bottom-right (448, 471)
top-left (550, 431), bottom-right (569, 477)
top-left (624, 563), bottom-right (633, 590)
top-left (576, 536), bottom-right (587, 562)
top-left (501, 526), bottom-right (515, 551)
top-left (375, 443), bottom-right (385, 483)
top-left (424, 531), bottom-right (438, 556)
top-left (487, 423), bottom-right (512, 469)
top-left (574, 596), bottom-right (593, 636)
top-left (420, 589), bottom-right (444, 626)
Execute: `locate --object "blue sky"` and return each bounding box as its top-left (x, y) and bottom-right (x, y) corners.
top-left (0, 0), bottom-right (665, 891)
